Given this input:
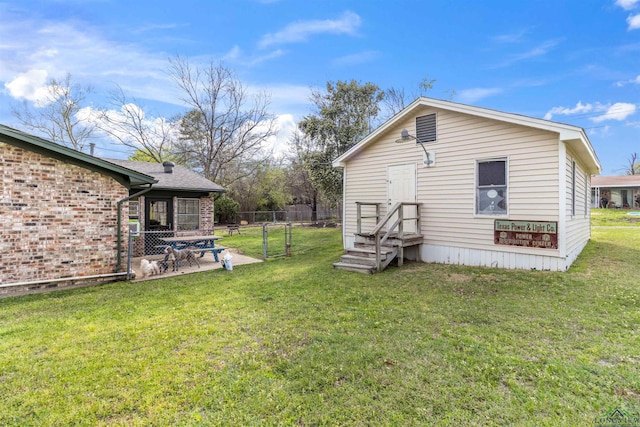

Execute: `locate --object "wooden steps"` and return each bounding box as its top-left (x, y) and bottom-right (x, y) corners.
top-left (335, 202), bottom-right (423, 274)
top-left (333, 234), bottom-right (422, 274)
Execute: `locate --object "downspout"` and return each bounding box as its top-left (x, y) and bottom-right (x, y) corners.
top-left (115, 184), bottom-right (155, 273)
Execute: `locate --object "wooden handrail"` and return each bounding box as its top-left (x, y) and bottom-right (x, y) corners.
top-left (354, 201), bottom-right (421, 272)
top-left (356, 202), bottom-right (380, 235)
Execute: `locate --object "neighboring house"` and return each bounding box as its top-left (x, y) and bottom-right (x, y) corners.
top-left (591, 175), bottom-right (640, 208)
top-left (0, 124), bottom-right (225, 296)
top-left (332, 97), bottom-right (601, 273)
top-left (0, 125), bottom-right (156, 295)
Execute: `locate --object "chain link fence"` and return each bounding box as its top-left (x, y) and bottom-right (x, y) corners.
top-left (235, 206), bottom-right (341, 225)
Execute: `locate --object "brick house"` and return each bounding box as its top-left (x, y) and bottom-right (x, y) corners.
top-left (105, 159), bottom-right (225, 256)
top-left (0, 125), bottom-right (223, 296)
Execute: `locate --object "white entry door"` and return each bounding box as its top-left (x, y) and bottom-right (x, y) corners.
top-left (387, 163), bottom-right (417, 233)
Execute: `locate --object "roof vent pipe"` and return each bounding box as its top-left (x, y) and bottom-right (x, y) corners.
top-left (163, 161), bottom-right (175, 173)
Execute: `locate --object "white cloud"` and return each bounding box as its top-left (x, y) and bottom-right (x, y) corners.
top-left (544, 101), bottom-right (594, 120)
top-left (616, 0), bottom-right (640, 10)
top-left (258, 11), bottom-right (361, 48)
top-left (588, 125), bottom-right (611, 136)
top-left (249, 83), bottom-right (312, 118)
top-left (268, 114), bottom-right (297, 156)
top-left (457, 88), bottom-right (503, 103)
top-left (4, 69), bottom-right (57, 106)
top-left (0, 16), bottom-right (175, 106)
top-left (627, 13), bottom-right (640, 30)
top-left (590, 102), bottom-right (637, 122)
top-left (616, 74), bottom-right (640, 86)
top-left (492, 39), bottom-right (560, 68)
top-left (247, 49), bottom-right (286, 66)
top-left (223, 45), bottom-right (242, 61)
top-left (332, 50), bottom-right (381, 67)
top-left (491, 28), bottom-right (530, 43)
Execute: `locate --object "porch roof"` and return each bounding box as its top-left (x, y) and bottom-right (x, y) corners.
top-left (104, 159), bottom-right (225, 194)
top-left (592, 175), bottom-right (640, 188)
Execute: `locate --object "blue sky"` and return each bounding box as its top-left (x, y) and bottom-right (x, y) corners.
top-left (0, 0), bottom-right (638, 174)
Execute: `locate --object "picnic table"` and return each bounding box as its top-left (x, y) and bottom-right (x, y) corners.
top-left (226, 224), bottom-right (241, 235)
top-left (160, 235), bottom-right (225, 262)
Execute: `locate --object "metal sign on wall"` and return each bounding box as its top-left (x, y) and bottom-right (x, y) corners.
top-left (494, 220), bottom-right (558, 249)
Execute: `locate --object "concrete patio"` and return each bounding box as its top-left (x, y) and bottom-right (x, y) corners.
top-left (130, 247), bottom-right (262, 282)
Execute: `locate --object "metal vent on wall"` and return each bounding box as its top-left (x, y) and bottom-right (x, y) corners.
top-left (416, 113), bottom-right (436, 143)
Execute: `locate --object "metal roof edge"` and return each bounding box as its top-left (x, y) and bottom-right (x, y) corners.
top-left (0, 124), bottom-right (156, 187)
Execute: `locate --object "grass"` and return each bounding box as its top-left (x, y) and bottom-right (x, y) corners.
top-left (591, 206), bottom-right (640, 226)
top-left (0, 216), bottom-right (639, 426)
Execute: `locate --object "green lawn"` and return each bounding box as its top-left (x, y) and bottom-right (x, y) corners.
top-left (1, 214), bottom-right (639, 426)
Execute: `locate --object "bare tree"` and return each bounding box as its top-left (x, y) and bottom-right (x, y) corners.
top-left (382, 76), bottom-right (436, 119)
top-left (624, 152), bottom-right (639, 175)
top-left (95, 86), bottom-right (177, 163)
top-left (168, 56), bottom-right (276, 185)
top-left (11, 73), bottom-right (97, 151)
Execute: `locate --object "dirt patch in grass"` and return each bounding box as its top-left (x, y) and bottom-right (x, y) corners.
top-left (447, 273), bottom-right (473, 283)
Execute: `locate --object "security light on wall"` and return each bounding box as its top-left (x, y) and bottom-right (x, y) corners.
top-left (395, 128), bottom-right (436, 167)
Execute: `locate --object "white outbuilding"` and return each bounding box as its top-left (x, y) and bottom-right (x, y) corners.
top-left (332, 97), bottom-right (601, 273)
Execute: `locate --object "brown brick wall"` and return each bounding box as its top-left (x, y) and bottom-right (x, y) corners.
top-left (201, 195), bottom-right (214, 231)
top-left (0, 141), bottom-right (130, 286)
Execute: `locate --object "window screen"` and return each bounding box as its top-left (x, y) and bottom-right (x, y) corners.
top-left (177, 199), bottom-right (200, 231)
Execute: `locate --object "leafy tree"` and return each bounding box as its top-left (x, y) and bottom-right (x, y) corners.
top-left (214, 194), bottom-right (240, 224)
top-left (254, 166), bottom-right (292, 211)
top-left (11, 73), bottom-right (97, 151)
top-left (298, 80), bottom-right (384, 203)
top-left (128, 148), bottom-right (182, 164)
top-left (287, 130), bottom-right (322, 221)
top-left (169, 56), bottom-right (276, 185)
top-left (226, 161), bottom-right (292, 212)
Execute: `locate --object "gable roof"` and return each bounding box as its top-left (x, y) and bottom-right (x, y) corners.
top-left (333, 97), bottom-right (602, 175)
top-left (0, 124), bottom-right (156, 188)
top-left (592, 175), bottom-right (640, 188)
top-left (105, 159), bottom-right (225, 193)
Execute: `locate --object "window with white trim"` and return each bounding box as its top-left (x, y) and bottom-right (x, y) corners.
top-left (476, 159), bottom-right (507, 215)
top-left (571, 161), bottom-right (576, 216)
top-left (177, 198), bottom-right (200, 231)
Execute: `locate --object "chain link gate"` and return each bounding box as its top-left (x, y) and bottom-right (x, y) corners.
top-left (262, 223), bottom-right (292, 259)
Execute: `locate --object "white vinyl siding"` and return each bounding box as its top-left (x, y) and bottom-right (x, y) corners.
top-left (342, 106), bottom-right (562, 256)
top-left (564, 147), bottom-right (591, 257)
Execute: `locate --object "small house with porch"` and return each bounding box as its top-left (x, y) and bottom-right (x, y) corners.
top-left (332, 97), bottom-right (601, 273)
top-left (591, 175), bottom-right (640, 209)
top-left (105, 159), bottom-right (225, 257)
